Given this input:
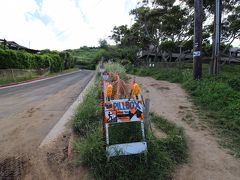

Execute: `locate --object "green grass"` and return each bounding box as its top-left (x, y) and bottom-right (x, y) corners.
top-left (47, 68), bottom-right (79, 77)
top-left (72, 66), bottom-right (188, 179)
top-left (104, 62), bottom-right (127, 80)
top-left (127, 63), bottom-right (240, 157)
top-left (72, 83), bottom-right (101, 136)
top-left (0, 76), bottom-right (36, 85)
top-left (0, 69), bottom-right (38, 86)
top-left (71, 47), bottom-right (106, 70)
top-left (0, 68), bottom-right (79, 86)
top-left (150, 113), bottom-right (188, 163)
top-left (108, 122), bottom-right (143, 145)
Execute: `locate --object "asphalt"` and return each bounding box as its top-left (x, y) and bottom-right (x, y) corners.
top-left (0, 70), bottom-right (92, 95)
top-left (0, 70), bottom-right (94, 156)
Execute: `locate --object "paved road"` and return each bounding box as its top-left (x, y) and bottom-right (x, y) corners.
top-left (0, 70), bottom-right (94, 157)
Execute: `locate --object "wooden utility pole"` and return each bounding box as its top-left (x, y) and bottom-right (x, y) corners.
top-left (193, 0), bottom-right (203, 80)
top-left (210, 0), bottom-right (222, 75)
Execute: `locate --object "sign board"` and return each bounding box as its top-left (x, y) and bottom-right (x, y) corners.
top-left (100, 69), bottom-right (148, 159)
top-left (104, 98), bottom-right (147, 159)
top-left (104, 99), bottom-right (144, 123)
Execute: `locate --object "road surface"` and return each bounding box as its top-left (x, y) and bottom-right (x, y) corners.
top-left (0, 70), bottom-right (94, 157)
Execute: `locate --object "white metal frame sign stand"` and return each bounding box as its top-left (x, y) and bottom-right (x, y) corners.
top-left (101, 75), bottom-right (147, 159)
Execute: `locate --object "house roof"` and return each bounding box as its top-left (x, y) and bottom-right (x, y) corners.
top-left (0, 39), bottom-right (40, 53)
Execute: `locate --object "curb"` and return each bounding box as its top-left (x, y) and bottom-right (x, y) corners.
top-left (39, 72), bottom-right (96, 147)
top-left (0, 70), bottom-right (81, 90)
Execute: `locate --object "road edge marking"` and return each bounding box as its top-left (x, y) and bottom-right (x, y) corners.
top-left (39, 72), bottom-right (96, 148)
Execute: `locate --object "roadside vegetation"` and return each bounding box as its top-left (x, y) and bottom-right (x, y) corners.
top-left (69, 47), bottom-right (106, 70)
top-left (127, 63), bottom-right (240, 157)
top-left (72, 63), bottom-right (188, 179)
top-left (0, 47), bottom-right (77, 85)
top-left (0, 48), bottom-right (76, 72)
top-left (0, 67), bottom-right (79, 86)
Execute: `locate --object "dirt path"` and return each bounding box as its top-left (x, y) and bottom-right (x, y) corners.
top-left (136, 76), bottom-right (240, 180)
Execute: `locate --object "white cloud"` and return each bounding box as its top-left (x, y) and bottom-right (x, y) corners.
top-left (0, 0), bottom-right (139, 50)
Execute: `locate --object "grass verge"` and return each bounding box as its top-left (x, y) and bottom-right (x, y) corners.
top-left (0, 68), bottom-right (79, 86)
top-left (47, 68), bottom-right (79, 77)
top-left (71, 47), bottom-right (106, 70)
top-left (127, 63), bottom-right (240, 157)
top-left (72, 70), bottom-right (188, 179)
top-left (0, 76), bottom-right (37, 86)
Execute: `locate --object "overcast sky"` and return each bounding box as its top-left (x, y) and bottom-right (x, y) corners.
top-left (0, 0), bottom-right (139, 50)
top-left (1, 0), bottom-right (239, 51)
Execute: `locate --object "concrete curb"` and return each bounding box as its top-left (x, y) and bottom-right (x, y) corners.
top-left (0, 70), bottom-right (81, 90)
top-left (39, 72), bottom-right (96, 147)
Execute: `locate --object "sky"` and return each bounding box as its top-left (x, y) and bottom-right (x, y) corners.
top-left (0, 0), bottom-right (139, 50)
top-left (0, 0), bottom-right (238, 51)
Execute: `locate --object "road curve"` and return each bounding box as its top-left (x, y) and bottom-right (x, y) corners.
top-left (0, 70), bottom-right (94, 157)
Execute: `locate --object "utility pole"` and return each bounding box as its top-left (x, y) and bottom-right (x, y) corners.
top-left (193, 0), bottom-right (203, 80)
top-left (3, 38), bottom-right (7, 49)
top-left (210, 0), bottom-right (222, 75)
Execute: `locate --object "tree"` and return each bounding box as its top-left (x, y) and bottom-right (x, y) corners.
top-left (221, 5), bottom-right (240, 54)
top-left (111, 25), bottom-right (129, 45)
top-left (98, 39), bottom-right (108, 49)
top-left (183, 0), bottom-right (240, 51)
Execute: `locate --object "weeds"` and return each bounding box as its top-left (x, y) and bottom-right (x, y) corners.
top-left (104, 62), bottom-right (127, 80)
top-left (73, 81), bottom-right (188, 179)
top-left (72, 83), bottom-right (101, 136)
top-left (127, 63), bottom-right (240, 157)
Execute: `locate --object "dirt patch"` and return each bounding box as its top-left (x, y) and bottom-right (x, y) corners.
top-left (22, 107), bottom-right (41, 118)
top-left (151, 123), bottom-right (167, 139)
top-left (135, 76), bottom-right (240, 180)
top-left (0, 155), bottom-right (29, 179)
top-left (1, 131), bottom-right (90, 180)
top-left (150, 83), bottom-right (170, 91)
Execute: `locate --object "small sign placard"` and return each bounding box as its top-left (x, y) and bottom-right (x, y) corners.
top-left (193, 51), bottom-right (201, 57)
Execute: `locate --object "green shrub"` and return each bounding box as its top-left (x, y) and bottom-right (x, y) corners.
top-left (228, 76), bottom-right (240, 91)
top-left (49, 54), bottom-right (63, 72)
top-left (104, 63), bottom-right (127, 80)
top-left (0, 47), bottom-right (74, 73)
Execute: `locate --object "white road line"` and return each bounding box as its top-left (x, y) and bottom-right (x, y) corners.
top-left (0, 70), bottom-right (82, 90)
top-left (39, 72), bottom-right (96, 148)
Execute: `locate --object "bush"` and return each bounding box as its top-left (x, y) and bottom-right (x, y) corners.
top-left (49, 54), bottom-right (63, 72)
top-left (228, 76), bottom-right (240, 91)
top-left (104, 63), bottom-right (127, 80)
top-left (0, 47), bottom-right (75, 73)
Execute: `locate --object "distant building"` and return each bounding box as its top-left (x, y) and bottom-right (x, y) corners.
top-left (0, 39), bottom-right (40, 54)
top-left (137, 44), bottom-right (192, 64)
top-left (229, 47), bottom-right (240, 58)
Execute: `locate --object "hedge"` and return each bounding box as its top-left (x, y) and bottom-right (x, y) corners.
top-left (0, 48), bottom-right (75, 73)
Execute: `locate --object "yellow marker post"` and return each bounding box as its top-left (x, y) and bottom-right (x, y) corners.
top-left (107, 83), bottom-right (113, 101)
top-left (133, 83), bottom-right (140, 100)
